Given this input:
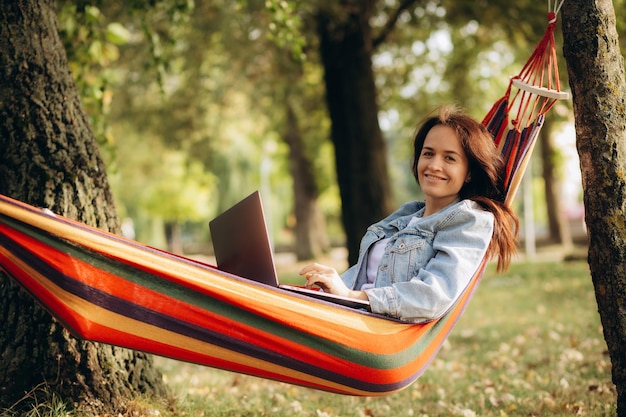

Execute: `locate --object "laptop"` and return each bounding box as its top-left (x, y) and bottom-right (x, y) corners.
top-left (209, 191), bottom-right (370, 310)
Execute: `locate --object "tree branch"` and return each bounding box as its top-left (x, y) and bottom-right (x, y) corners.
top-left (372, 0), bottom-right (423, 48)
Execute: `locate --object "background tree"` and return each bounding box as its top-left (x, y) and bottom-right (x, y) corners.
top-left (281, 76), bottom-right (333, 260)
top-left (539, 114), bottom-right (573, 248)
top-left (0, 0), bottom-right (166, 413)
top-left (562, 0), bottom-right (626, 414)
top-left (316, 0), bottom-right (397, 264)
top-left (248, 1), bottom-right (334, 260)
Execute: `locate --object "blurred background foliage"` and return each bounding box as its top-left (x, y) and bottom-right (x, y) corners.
top-left (54, 0), bottom-right (624, 256)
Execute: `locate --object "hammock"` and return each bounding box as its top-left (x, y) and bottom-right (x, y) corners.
top-left (0, 7), bottom-right (568, 397)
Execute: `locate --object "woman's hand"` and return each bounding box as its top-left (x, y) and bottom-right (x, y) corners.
top-left (299, 263), bottom-right (369, 301)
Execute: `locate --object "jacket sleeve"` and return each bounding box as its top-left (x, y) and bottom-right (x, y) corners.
top-left (365, 207), bottom-right (494, 323)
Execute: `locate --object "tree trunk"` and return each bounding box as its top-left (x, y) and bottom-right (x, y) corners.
top-left (316, 0), bottom-right (394, 265)
top-left (0, 0), bottom-right (166, 413)
top-left (165, 221), bottom-right (184, 254)
top-left (284, 102), bottom-right (329, 260)
top-left (562, 0), bottom-right (626, 414)
top-left (539, 116), bottom-right (573, 247)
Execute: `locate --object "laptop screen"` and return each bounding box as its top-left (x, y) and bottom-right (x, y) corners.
top-left (209, 191), bottom-right (279, 286)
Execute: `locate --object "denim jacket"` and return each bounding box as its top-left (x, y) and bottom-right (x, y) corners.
top-left (341, 199), bottom-right (494, 323)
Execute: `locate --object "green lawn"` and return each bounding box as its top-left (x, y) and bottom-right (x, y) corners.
top-left (151, 260), bottom-right (615, 417)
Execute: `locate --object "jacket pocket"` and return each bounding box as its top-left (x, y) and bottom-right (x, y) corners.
top-left (387, 234), bottom-right (434, 282)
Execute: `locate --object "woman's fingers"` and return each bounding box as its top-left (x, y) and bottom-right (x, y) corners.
top-left (299, 263), bottom-right (336, 276)
top-left (299, 263), bottom-right (348, 294)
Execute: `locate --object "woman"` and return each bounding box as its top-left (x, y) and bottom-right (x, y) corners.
top-left (300, 105), bottom-right (519, 323)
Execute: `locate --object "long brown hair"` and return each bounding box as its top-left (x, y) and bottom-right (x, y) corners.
top-left (411, 105), bottom-right (519, 271)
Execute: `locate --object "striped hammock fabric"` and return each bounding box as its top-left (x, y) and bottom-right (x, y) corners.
top-left (0, 12), bottom-right (568, 397)
top-left (0, 196), bottom-right (486, 395)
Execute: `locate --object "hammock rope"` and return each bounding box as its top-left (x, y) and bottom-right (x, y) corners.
top-left (483, 3), bottom-right (569, 202)
top-left (0, 10), bottom-right (569, 396)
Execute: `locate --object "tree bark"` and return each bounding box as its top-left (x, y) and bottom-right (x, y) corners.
top-left (0, 0), bottom-right (166, 413)
top-left (562, 0), bottom-right (626, 414)
top-left (316, 0), bottom-right (394, 265)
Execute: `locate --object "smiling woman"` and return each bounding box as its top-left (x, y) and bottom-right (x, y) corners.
top-left (300, 105), bottom-right (519, 323)
top-left (416, 124), bottom-right (470, 215)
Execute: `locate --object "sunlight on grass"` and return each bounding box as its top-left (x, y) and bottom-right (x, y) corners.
top-left (152, 260), bottom-right (616, 417)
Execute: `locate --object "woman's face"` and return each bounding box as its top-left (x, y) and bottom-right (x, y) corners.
top-left (417, 125), bottom-right (470, 214)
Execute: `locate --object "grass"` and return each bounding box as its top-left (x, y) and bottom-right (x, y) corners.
top-left (2, 259), bottom-right (616, 416)
top-left (0, 384), bottom-right (74, 417)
